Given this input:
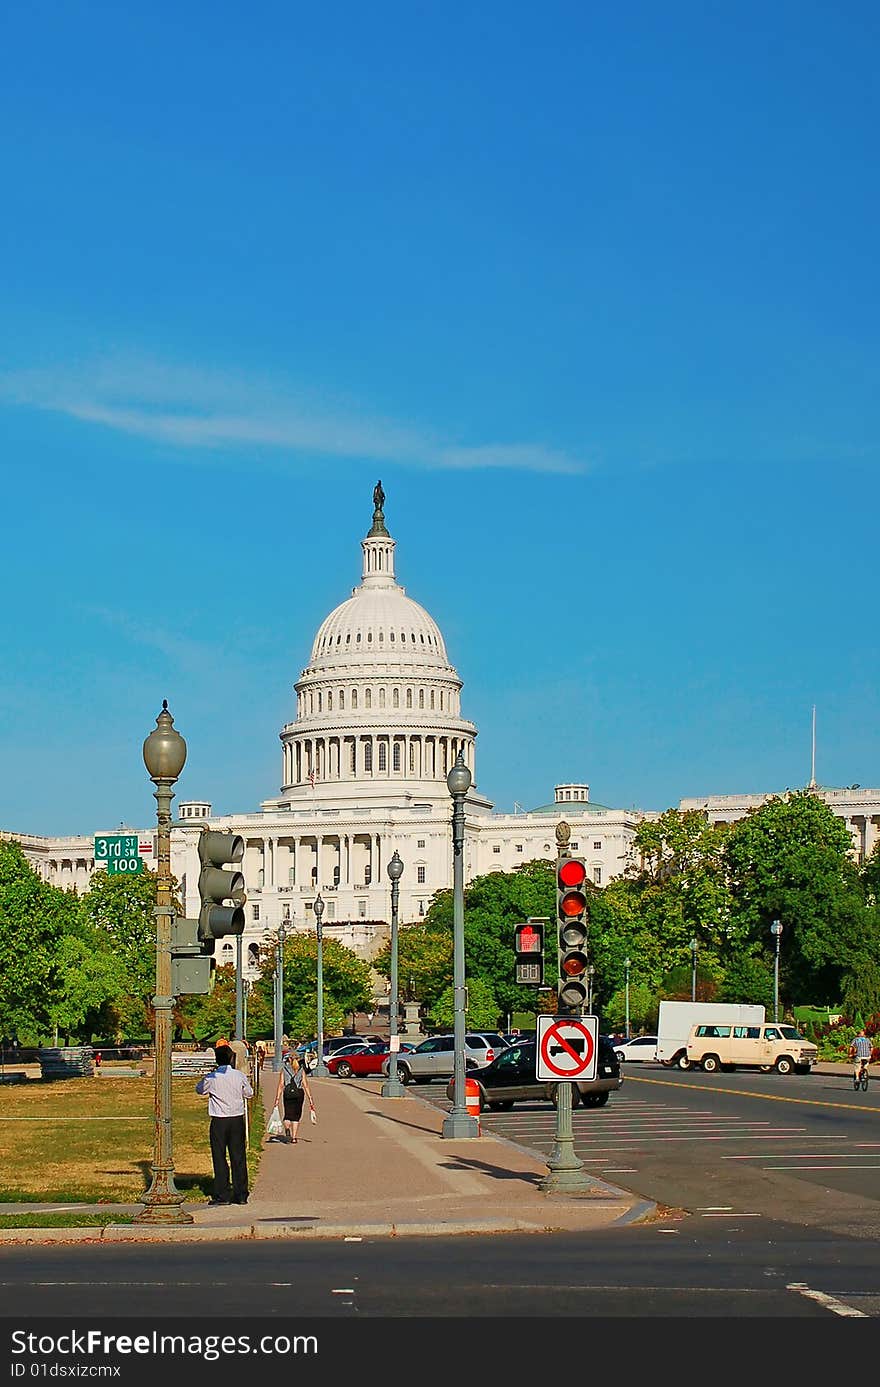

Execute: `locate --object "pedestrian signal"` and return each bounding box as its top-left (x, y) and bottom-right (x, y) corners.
top-left (514, 918), bottom-right (545, 986)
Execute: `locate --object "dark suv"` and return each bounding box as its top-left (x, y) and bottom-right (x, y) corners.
top-left (447, 1036), bottom-right (623, 1111)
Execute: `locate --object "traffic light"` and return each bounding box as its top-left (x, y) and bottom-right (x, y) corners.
top-left (514, 918), bottom-right (545, 986)
top-left (556, 855), bottom-right (589, 1012)
top-left (171, 916), bottom-right (213, 996)
top-left (198, 831), bottom-right (246, 946)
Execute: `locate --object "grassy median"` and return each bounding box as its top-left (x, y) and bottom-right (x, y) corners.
top-left (0, 1074), bottom-right (265, 1205)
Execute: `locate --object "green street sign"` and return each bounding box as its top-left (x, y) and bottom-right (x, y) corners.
top-left (95, 834), bottom-right (144, 876)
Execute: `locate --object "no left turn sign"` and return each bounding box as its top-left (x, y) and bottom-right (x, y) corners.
top-left (536, 1015), bottom-right (598, 1082)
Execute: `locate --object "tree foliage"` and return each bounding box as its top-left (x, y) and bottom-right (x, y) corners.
top-left (0, 841), bottom-right (77, 1040)
top-left (249, 932), bottom-right (373, 1042)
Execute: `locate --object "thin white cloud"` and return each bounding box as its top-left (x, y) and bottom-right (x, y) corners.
top-left (0, 357), bottom-right (586, 475)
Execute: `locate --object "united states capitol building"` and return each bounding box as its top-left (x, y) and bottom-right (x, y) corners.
top-left (6, 485), bottom-right (880, 976)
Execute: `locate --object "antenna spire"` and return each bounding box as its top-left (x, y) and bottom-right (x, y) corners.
top-left (809, 705), bottom-right (817, 789)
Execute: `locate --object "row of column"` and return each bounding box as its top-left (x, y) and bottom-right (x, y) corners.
top-left (282, 733), bottom-right (474, 788)
top-left (250, 832), bottom-right (385, 892)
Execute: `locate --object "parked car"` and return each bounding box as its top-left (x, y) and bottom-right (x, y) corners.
top-left (445, 1037), bottom-right (623, 1110)
top-left (613, 1035), bottom-right (658, 1063)
top-left (329, 1043), bottom-right (416, 1079)
top-left (381, 1033), bottom-right (503, 1084)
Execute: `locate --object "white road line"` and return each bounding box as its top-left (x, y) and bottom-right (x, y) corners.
top-left (0, 1117), bottom-right (152, 1122)
top-left (697, 1206), bottom-right (732, 1211)
top-left (700, 1212), bottom-right (762, 1217)
top-left (787, 1283), bottom-right (867, 1317)
top-left (767, 1164), bottom-right (880, 1170)
top-left (331, 1289), bottom-right (355, 1295)
top-left (723, 1151), bottom-right (877, 1160)
top-left (602, 1167), bottom-right (638, 1172)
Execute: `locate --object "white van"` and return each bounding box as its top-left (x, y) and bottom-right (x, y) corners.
top-left (686, 1022), bottom-right (818, 1075)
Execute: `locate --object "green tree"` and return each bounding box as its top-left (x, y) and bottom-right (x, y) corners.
top-left (421, 860), bottom-right (558, 1018)
top-left (250, 933), bottom-right (373, 1041)
top-left (724, 792), bottom-right (867, 1005)
top-left (426, 976), bottom-right (499, 1031)
top-left (0, 840), bottom-right (78, 1040)
top-left (715, 952), bottom-right (774, 1010)
top-left (78, 868), bottom-right (160, 1035)
top-left (46, 927), bottom-right (127, 1043)
top-left (372, 921), bottom-right (453, 1011)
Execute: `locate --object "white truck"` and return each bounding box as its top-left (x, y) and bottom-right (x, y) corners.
top-left (656, 1001), bottom-right (766, 1070)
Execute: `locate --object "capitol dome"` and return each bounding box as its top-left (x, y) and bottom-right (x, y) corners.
top-left (276, 484), bottom-right (477, 803)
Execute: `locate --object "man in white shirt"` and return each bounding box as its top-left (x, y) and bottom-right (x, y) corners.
top-left (196, 1044), bottom-right (254, 1206)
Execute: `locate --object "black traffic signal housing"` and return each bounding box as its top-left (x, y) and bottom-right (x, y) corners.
top-left (171, 916), bottom-right (214, 996)
top-left (514, 918), bottom-right (545, 986)
top-left (198, 831), bottom-right (246, 947)
top-left (556, 855), bottom-right (589, 1012)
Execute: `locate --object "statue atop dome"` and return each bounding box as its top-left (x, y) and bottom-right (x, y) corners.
top-left (368, 479), bottom-right (389, 537)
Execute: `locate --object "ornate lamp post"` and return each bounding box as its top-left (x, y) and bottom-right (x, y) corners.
top-left (624, 957), bottom-right (631, 1040)
top-left (690, 936), bottom-right (698, 1002)
top-left (771, 920), bottom-right (783, 1023)
top-left (381, 851), bottom-right (405, 1099)
top-left (442, 751), bottom-right (479, 1139)
top-left (313, 894), bottom-right (329, 1076)
top-left (235, 934), bottom-right (244, 1042)
top-left (135, 701), bottom-right (191, 1226)
top-left (273, 920), bottom-right (287, 1072)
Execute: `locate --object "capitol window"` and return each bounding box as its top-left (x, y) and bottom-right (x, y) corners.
top-left (493, 845), bottom-right (501, 853)
top-left (594, 866), bottom-right (602, 885)
top-left (593, 841), bottom-right (602, 850)
top-left (365, 689), bottom-right (372, 709)
top-left (417, 865), bottom-right (426, 883)
top-left (515, 844), bottom-right (523, 853)
top-left (327, 692), bottom-right (333, 711)
top-left (417, 839), bottom-right (425, 848)
top-left (390, 631), bottom-right (395, 642)
top-left (252, 904), bottom-right (260, 921)
top-left (339, 690), bottom-right (345, 710)
top-left (358, 900), bottom-right (367, 917)
top-left (406, 689), bottom-right (412, 708)
top-left (430, 691), bottom-right (435, 709)
top-left (378, 742), bottom-right (387, 771)
top-left (364, 742), bottom-right (373, 771)
top-left (419, 690), bottom-right (424, 709)
top-left (393, 688), bottom-right (399, 708)
top-left (352, 690), bottom-right (358, 709)
top-left (379, 688), bottom-right (386, 708)
top-left (393, 743), bottom-right (401, 771)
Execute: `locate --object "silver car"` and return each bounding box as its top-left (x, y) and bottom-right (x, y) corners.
top-left (383, 1033), bottom-right (503, 1084)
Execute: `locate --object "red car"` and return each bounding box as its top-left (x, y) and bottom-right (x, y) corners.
top-left (327, 1044), bottom-right (415, 1078)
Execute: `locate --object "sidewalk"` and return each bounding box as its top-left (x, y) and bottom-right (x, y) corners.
top-left (0, 1071), bottom-right (651, 1244)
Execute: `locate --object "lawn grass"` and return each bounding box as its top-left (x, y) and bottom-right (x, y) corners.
top-left (0, 1073), bottom-right (266, 1204)
top-left (0, 1213), bottom-right (135, 1228)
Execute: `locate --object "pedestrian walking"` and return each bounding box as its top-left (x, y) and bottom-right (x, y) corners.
top-left (274, 1043), bottom-right (316, 1143)
top-left (196, 1043), bottom-right (254, 1205)
top-left (256, 1045), bottom-right (266, 1072)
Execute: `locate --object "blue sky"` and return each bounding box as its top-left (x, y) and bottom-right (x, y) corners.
top-left (1, 1), bottom-right (878, 835)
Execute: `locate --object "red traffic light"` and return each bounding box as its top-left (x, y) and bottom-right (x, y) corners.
top-left (561, 951), bottom-right (588, 977)
top-left (558, 858), bottom-right (587, 888)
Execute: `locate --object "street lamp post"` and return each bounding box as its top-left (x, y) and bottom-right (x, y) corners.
top-left (690, 937), bottom-right (698, 1002)
top-left (442, 751), bottom-right (479, 1139)
top-left (273, 921), bottom-right (287, 1072)
top-left (381, 851), bottom-right (405, 1099)
top-left (135, 701), bottom-right (192, 1226)
top-left (624, 957), bottom-right (631, 1040)
top-left (234, 934), bottom-right (244, 1042)
top-left (587, 964), bottom-right (596, 1013)
top-left (313, 895), bottom-right (329, 1077)
top-left (771, 920), bottom-right (783, 1023)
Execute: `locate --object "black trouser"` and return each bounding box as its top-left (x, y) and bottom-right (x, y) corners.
top-left (209, 1115), bottom-right (248, 1202)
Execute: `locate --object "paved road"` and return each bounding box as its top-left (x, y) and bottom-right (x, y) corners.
top-left (420, 1065), bottom-right (880, 1239)
top-left (1, 1221), bottom-right (879, 1317)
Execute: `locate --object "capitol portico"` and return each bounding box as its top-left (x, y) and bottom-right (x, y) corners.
top-left (5, 484), bottom-right (879, 983)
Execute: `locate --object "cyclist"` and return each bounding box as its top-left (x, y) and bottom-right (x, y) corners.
top-left (849, 1028), bottom-right (872, 1089)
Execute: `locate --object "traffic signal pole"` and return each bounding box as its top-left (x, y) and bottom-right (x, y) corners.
top-left (541, 819), bottom-right (595, 1195)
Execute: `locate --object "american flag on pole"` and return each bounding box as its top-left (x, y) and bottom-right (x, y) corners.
top-left (308, 769), bottom-right (317, 788)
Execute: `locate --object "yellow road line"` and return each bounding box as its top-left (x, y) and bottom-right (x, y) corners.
top-left (626, 1074), bottom-right (877, 1115)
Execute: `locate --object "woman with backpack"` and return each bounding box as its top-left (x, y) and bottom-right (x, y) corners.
top-left (274, 1043), bottom-right (316, 1144)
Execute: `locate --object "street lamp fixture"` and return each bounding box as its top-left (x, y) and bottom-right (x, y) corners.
top-left (442, 750), bottom-right (479, 1139)
top-left (135, 701), bottom-right (192, 1226)
top-left (689, 936), bottom-right (698, 1003)
top-left (273, 920), bottom-right (287, 1072)
top-left (624, 957), bottom-right (631, 1040)
top-left (771, 920), bottom-right (783, 1023)
top-left (313, 895), bottom-right (329, 1076)
top-left (381, 851), bottom-right (405, 1099)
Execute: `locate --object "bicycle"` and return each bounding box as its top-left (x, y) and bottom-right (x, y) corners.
top-left (852, 1056), bottom-right (870, 1092)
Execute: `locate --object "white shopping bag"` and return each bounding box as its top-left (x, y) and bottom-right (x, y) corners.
top-left (266, 1105), bottom-right (285, 1137)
